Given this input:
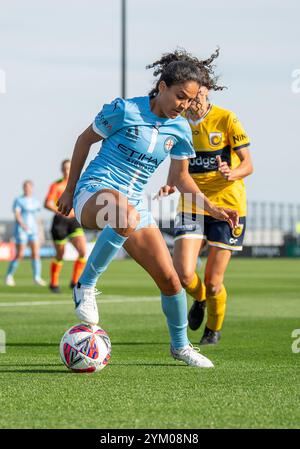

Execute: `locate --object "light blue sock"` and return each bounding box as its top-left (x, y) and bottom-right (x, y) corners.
top-left (161, 289), bottom-right (189, 350)
top-left (32, 259), bottom-right (41, 279)
top-left (7, 259), bottom-right (19, 277)
top-left (79, 225), bottom-right (127, 287)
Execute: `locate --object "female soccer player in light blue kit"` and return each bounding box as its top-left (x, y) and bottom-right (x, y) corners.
top-left (57, 50), bottom-right (238, 368)
top-left (5, 180), bottom-right (46, 287)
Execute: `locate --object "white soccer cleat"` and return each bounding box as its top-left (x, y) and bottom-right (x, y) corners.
top-left (34, 277), bottom-right (47, 287)
top-left (72, 282), bottom-right (100, 325)
top-left (5, 275), bottom-right (16, 287)
top-left (170, 344), bottom-right (214, 368)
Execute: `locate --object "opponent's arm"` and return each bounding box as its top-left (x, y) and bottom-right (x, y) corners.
top-left (216, 148), bottom-right (253, 181)
top-left (167, 159), bottom-right (239, 228)
top-left (57, 125), bottom-right (103, 216)
top-left (44, 197), bottom-right (58, 214)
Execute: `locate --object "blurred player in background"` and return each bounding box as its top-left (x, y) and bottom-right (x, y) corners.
top-left (44, 159), bottom-right (86, 293)
top-left (5, 180), bottom-right (46, 287)
top-left (57, 50), bottom-right (238, 368)
top-left (160, 49), bottom-right (253, 345)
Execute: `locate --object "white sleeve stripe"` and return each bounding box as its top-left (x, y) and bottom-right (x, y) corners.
top-left (92, 122), bottom-right (107, 138)
top-left (170, 155), bottom-right (194, 160)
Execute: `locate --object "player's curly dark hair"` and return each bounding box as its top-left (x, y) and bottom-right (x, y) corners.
top-left (146, 47), bottom-right (226, 98)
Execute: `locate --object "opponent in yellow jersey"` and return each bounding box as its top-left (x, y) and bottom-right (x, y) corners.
top-left (44, 160), bottom-right (87, 293)
top-left (159, 49), bottom-right (253, 345)
top-left (173, 82), bottom-right (253, 345)
top-left (179, 103), bottom-right (250, 218)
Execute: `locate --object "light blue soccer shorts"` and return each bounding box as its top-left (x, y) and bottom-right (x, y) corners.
top-left (73, 182), bottom-right (156, 231)
top-left (14, 229), bottom-right (39, 245)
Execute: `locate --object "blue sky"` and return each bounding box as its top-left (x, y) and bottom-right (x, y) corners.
top-left (0, 0), bottom-right (299, 219)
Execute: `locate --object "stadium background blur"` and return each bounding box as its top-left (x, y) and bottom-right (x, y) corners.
top-left (0, 1), bottom-right (300, 432)
top-left (1, 0), bottom-right (300, 260)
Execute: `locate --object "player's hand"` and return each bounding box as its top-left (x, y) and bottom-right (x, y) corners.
top-left (153, 185), bottom-right (176, 200)
top-left (21, 224), bottom-right (29, 232)
top-left (216, 155), bottom-right (234, 181)
top-left (209, 206), bottom-right (239, 229)
top-left (57, 190), bottom-right (74, 217)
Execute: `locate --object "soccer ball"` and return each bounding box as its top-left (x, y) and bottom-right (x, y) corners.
top-left (60, 324), bottom-right (111, 373)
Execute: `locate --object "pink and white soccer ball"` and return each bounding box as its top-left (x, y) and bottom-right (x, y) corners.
top-left (60, 324), bottom-right (111, 373)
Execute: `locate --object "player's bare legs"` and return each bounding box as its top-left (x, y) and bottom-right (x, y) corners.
top-left (73, 189), bottom-right (139, 325)
top-left (70, 235), bottom-right (86, 259)
top-left (5, 243), bottom-right (25, 286)
top-left (200, 247), bottom-right (231, 344)
top-left (28, 240), bottom-right (46, 286)
top-left (173, 238), bottom-right (207, 332)
top-left (54, 243), bottom-right (65, 261)
top-left (124, 226), bottom-right (181, 295)
top-left (15, 244), bottom-right (26, 261)
top-left (124, 227), bottom-right (213, 367)
top-left (69, 235), bottom-right (87, 288)
top-left (80, 189), bottom-right (139, 236)
top-left (173, 238), bottom-right (204, 288)
top-left (49, 243), bottom-right (65, 293)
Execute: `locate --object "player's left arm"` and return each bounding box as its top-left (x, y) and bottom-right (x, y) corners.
top-left (217, 112), bottom-right (254, 181)
top-left (217, 148), bottom-right (253, 181)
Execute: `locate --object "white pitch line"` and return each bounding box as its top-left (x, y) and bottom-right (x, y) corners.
top-left (0, 296), bottom-right (160, 307)
top-left (0, 300), bottom-right (71, 307)
top-left (0, 292), bottom-right (70, 298)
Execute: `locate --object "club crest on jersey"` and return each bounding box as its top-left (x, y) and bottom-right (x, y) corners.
top-left (164, 137), bottom-right (175, 153)
top-left (232, 223), bottom-right (244, 238)
top-left (209, 132), bottom-right (222, 147)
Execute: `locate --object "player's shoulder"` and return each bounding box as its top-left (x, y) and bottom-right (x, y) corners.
top-left (13, 195), bottom-right (23, 204)
top-left (211, 104), bottom-right (236, 120)
top-left (51, 178), bottom-right (64, 186)
top-left (103, 96), bottom-right (147, 121)
top-left (123, 96), bottom-right (149, 114)
top-left (177, 114), bottom-right (192, 129)
top-left (107, 96), bottom-right (145, 111)
top-left (13, 195), bottom-right (25, 209)
top-left (172, 115), bottom-right (193, 139)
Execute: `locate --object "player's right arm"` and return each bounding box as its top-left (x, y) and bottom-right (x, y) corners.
top-left (58, 98), bottom-right (126, 216)
top-left (57, 125), bottom-right (103, 216)
top-left (13, 199), bottom-right (28, 231)
top-left (14, 209), bottom-right (28, 231)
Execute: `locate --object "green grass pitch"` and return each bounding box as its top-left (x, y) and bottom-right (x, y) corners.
top-left (0, 258), bottom-right (299, 429)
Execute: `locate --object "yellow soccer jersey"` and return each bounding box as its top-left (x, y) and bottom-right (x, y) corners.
top-left (179, 104), bottom-right (250, 216)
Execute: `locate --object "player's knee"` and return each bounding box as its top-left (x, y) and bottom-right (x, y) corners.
top-left (76, 247), bottom-right (86, 258)
top-left (159, 272), bottom-right (182, 296)
top-left (178, 270), bottom-right (195, 289)
top-left (116, 206), bottom-right (140, 237)
top-left (56, 251), bottom-right (64, 261)
top-left (205, 279), bottom-right (222, 297)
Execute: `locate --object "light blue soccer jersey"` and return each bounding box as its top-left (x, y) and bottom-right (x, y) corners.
top-left (13, 195), bottom-right (41, 238)
top-left (76, 96), bottom-right (196, 201)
